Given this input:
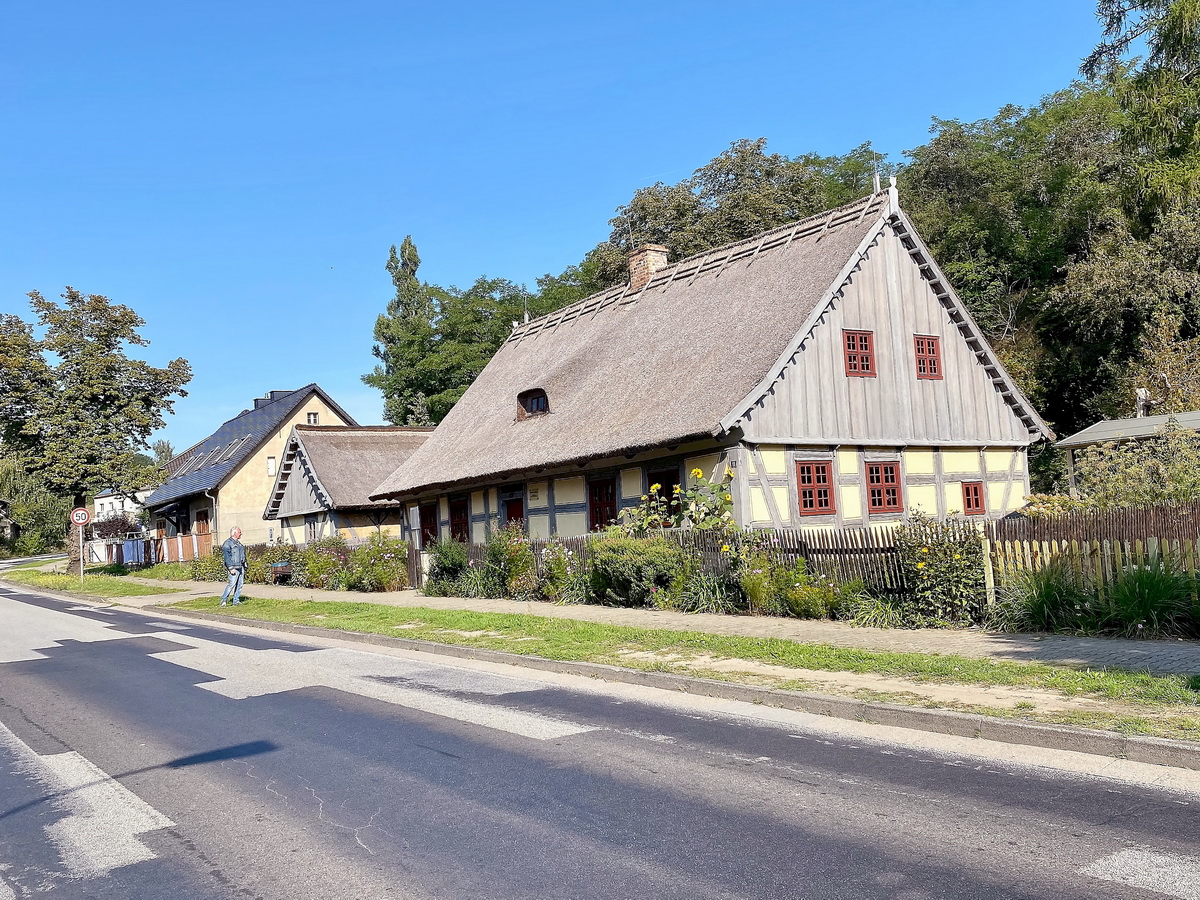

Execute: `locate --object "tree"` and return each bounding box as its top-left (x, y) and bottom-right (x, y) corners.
top-left (362, 237), bottom-right (441, 425)
top-left (1085, 0), bottom-right (1200, 207)
top-left (151, 439), bottom-right (175, 466)
top-left (0, 288), bottom-right (191, 571)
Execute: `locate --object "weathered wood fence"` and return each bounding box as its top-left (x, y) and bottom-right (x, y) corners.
top-left (409, 502), bottom-right (1200, 600)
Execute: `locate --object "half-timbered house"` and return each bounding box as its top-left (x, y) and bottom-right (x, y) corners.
top-left (263, 425), bottom-right (431, 544)
top-left (372, 182), bottom-right (1051, 547)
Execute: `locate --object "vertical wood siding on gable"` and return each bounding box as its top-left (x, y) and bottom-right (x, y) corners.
top-left (275, 452), bottom-right (327, 519)
top-left (740, 228), bottom-right (1031, 446)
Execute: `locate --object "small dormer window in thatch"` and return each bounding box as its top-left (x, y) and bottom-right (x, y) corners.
top-left (517, 389), bottom-right (549, 419)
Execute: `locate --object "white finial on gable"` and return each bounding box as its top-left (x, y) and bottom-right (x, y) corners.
top-left (888, 175), bottom-right (899, 215)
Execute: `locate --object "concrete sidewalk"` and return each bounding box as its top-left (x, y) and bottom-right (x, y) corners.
top-left (119, 574), bottom-right (1200, 677)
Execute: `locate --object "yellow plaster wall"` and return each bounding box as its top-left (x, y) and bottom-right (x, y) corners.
top-left (840, 485), bottom-right (863, 520)
top-left (904, 448), bottom-right (936, 476)
top-left (989, 478), bottom-right (1027, 514)
top-left (620, 468), bottom-right (643, 500)
top-left (907, 484), bottom-right (940, 514)
top-left (527, 481), bottom-right (549, 509)
top-left (749, 487), bottom-right (769, 523)
top-left (438, 496), bottom-right (449, 520)
top-left (942, 482), bottom-right (966, 516)
top-left (685, 453), bottom-right (723, 484)
top-left (216, 394), bottom-right (350, 545)
top-left (985, 449), bottom-right (1018, 473)
top-left (837, 449), bottom-right (859, 476)
top-left (471, 521), bottom-right (487, 544)
top-left (942, 449), bottom-right (982, 475)
top-left (772, 486), bottom-right (792, 523)
top-left (554, 477), bottom-right (586, 505)
top-left (527, 514), bottom-right (551, 540)
top-left (555, 511), bottom-right (587, 537)
top-left (759, 447), bottom-right (787, 476)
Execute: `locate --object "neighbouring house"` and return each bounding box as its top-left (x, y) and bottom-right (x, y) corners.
top-left (144, 385), bottom-right (357, 561)
top-left (1056, 409), bottom-right (1200, 492)
top-left (263, 425), bottom-right (432, 544)
top-left (371, 182), bottom-right (1052, 548)
top-left (86, 486), bottom-right (154, 566)
top-left (92, 486), bottom-right (153, 528)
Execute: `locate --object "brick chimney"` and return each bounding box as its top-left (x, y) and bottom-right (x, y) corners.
top-left (628, 244), bottom-right (669, 291)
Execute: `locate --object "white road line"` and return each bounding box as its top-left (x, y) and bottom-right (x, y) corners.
top-left (142, 621), bottom-right (190, 631)
top-left (1083, 849), bottom-right (1200, 899)
top-left (0, 719), bottom-right (173, 879)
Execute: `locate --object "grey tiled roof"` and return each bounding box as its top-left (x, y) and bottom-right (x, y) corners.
top-left (1057, 410), bottom-right (1200, 449)
top-left (145, 385), bottom-right (357, 509)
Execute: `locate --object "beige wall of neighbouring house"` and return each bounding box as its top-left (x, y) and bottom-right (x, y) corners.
top-left (217, 395), bottom-right (350, 546)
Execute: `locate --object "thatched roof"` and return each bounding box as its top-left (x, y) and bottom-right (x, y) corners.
top-left (265, 426), bottom-right (431, 518)
top-left (373, 190), bottom-right (1043, 500)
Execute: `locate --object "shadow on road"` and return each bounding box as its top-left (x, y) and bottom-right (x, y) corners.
top-left (0, 739), bottom-right (279, 821)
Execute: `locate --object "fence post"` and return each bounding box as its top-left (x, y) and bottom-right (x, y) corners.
top-left (981, 537), bottom-right (995, 608)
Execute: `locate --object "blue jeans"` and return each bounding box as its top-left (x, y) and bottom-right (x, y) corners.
top-left (221, 567), bottom-right (245, 605)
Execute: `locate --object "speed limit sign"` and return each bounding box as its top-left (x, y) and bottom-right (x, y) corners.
top-left (70, 508), bottom-right (91, 526)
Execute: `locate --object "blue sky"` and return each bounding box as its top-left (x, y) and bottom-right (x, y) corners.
top-left (1, 1), bottom-right (1103, 451)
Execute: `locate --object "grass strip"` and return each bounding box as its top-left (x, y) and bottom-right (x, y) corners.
top-left (3, 569), bottom-right (183, 598)
top-left (168, 597), bottom-right (1200, 708)
top-left (132, 562), bottom-right (194, 581)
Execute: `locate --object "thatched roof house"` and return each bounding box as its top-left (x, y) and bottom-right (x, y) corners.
top-left (265, 425), bottom-right (431, 544)
top-left (374, 183), bottom-right (1050, 545)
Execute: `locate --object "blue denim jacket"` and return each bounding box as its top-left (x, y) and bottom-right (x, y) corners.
top-left (221, 537), bottom-right (246, 569)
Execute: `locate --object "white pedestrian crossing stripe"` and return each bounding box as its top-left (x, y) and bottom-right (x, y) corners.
top-left (1083, 849), bottom-right (1200, 899)
top-left (0, 720), bottom-right (173, 878)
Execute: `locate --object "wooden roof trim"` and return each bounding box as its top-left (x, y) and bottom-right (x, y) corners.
top-left (717, 211), bottom-right (892, 436)
top-left (888, 209), bottom-right (1054, 441)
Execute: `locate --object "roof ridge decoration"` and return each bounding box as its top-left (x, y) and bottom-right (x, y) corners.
top-left (505, 192), bottom-right (888, 345)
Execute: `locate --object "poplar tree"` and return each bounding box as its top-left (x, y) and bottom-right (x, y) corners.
top-left (363, 237), bottom-right (439, 425)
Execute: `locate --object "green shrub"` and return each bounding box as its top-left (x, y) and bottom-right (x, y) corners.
top-left (675, 570), bottom-right (742, 614)
top-left (536, 539), bottom-right (586, 604)
top-left (191, 550), bottom-right (230, 582)
top-left (291, 536), bottom-right (351, 590)
top-left (847, 593), bottom-right (911, 628)
top-left (485, 523), bottom-right (535, 597)
top-left (1101, 559), bottom-right (1194, 638)
top-left (586, 535), bottom-right (689, 607)
top-left (245, 542), bottom-right (290, 585)
top-left (991, 559), bottom-right (1099, 633)
top-left (345, 532), bottom-right (409, 592)
top-left (894, 513), bottom-right (986, 626)
top-left (427, 539), bottom-right (469, 587)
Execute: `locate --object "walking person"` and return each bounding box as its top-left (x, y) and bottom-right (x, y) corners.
top-left (220, 526), bottom-right (247, 607)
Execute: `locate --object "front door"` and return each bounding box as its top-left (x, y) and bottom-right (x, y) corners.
top-left (588, 477), bottom-right (617, 531)
top-left (503, 497), bottom-right (524, 527)
top-left (419, 503), bottom-right (439, 549)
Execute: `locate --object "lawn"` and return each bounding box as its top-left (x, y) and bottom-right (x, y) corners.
top-left (2, 568), bottom-right (183, 598)
top-left (169, 597), bottom-right (1200, 710)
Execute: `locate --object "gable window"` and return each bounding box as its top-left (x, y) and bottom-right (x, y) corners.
top-left (796, 461), bottom-right (836, 516)
top-left (866, 463), bottom-right (902, 513)
top-left (307, 412), bottom-right (319, 425)
top-left (962, 481), bottom-right (985, 516)
top-left (843, 330), bottom-right (875, 377)
top-left (914, 335), bottom-right (942, 380)
top-left (304, 513), bottom-right (319, 543)
top-left (516, 388), bottom-right (549, 418)
top-left (267, 456), bottom-right (277, 476)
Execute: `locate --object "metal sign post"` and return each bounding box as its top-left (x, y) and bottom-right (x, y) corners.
top-left (70, 508), bottom-right (91, 583)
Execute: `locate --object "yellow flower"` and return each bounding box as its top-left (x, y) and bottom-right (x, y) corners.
top-left (641, 494), bottom-right (648, 501)
top-left (690, 467), bottom-right (704, 479)
top-left (673, 485), bottom-right (682, 494)
top-left (721, 544), bottom-right (731, 553)
top-left (650, 483), bottom-right (661, 492)
top-left (920, 547), bottom-right (930, 553)
top-left (916, 561), bottom-right (926, 569)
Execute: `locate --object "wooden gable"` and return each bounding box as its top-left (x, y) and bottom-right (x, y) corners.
top-left (730, 207), bottom-right (1048, 446)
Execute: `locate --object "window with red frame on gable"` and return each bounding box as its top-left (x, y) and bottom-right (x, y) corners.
top-left (843, 330), bottom-right (875, 377)
top-left (914, 335), bottom-right (942, 379)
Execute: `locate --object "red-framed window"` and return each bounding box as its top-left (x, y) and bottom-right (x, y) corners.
top-left (588, 477), bottom-right (618, 532)
top-left (418, 502), bottom-right (439, 548)
top-left (843, 330), bottom-right (875, 377)
top-left (796, 461), bottom-right (836, 516)
top-left (866, 463), bottom-right (902, 513)
top-left (962, 481), bottom-right (985, 516)
top-left (449, 496), bottom-right (470, 541)
top-left (914, 335), bottom-right (942, 379)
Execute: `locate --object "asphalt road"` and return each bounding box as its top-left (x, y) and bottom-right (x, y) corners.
top-left (0, 578), bottom-right (1198, 900)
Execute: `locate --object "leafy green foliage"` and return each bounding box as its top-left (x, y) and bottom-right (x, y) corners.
top-left (586, 535), bottom-right (689, 608)
top-left (893, 514), bottom-right (987, 626)
top-left (426, 538), bottom-right (469, 594)
top-left (0, 453), bottom-right (70, 553)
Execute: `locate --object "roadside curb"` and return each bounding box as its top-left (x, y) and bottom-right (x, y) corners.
top-left (153, 605), bottom-right (1200, 772)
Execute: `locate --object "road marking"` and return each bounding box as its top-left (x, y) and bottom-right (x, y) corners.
top-left (142, 621), bottom-right (190, 631)
top-left (0, 719), bottom-right (173, 879)
top-left (148, 640), bottom-right (597, 741)
top-left (1083, 849), bottom-right (1200, 899)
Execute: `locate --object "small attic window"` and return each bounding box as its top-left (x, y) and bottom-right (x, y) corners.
top-left (517, 389), bottom-right (549, 419)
